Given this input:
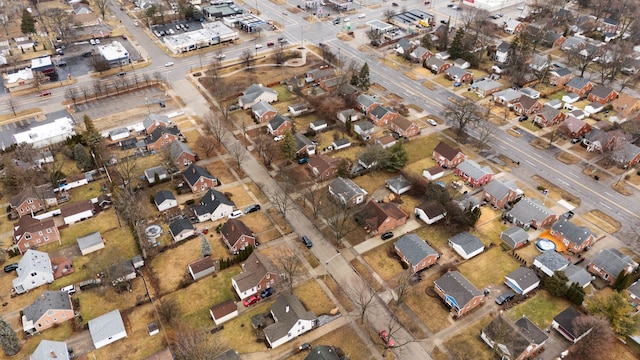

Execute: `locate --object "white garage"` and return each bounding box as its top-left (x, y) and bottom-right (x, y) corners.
top-left (88, 309), bottom-right (127, 349)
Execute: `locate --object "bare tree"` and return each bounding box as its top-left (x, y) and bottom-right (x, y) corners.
top-left (115, 157), bottom-right (137, 191)
top-left (6, 97), bottom-right (17, 116)
top-left (254, 133), bottom-right (277, 168)
top-left (395, 270), bottom-right (412, 306)
top-left (41, 8), bottom-right (79, 44)
top-left (172, 327), bottom-right (223, 360)
top-left (95, 0), bottom-right (109, 20)
top-left (203, 111), bottom-right (227, 143)
top-left (267, 172), bottom-right (295, 219)
top-left (273, 43), bottom-right (285, 65)
top-left (300, 180), bottom-right (326, 219)
top-left (241, 49), bottom-right (253, 68)
top-left (228, 142), bottom-right (246, 169)
top-left (443, 97), bottom-right (482, 139)
top-left (160, 147), bottom-right (178, 177)
top-left (473, 120), bottom-right (494, 149)
top-left (567, 46), bottom-right (598, 78)
top-left (65, 87), bottom-right (79, 107)
top-left (320, 198), bottom-right (358, 245)
top-left (279, 249), bottom-right (301, 294)
top-left (157, 297), bottom-right (180, 326)
top-left (566, 315), bottom-right (614, 360)
top-left (195, 135), bottom-right (217, 158)
top-left (352, 280), bottom-right (376, 324)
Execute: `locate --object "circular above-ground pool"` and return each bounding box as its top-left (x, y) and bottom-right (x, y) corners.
top-left (536, 238), bottom-right (556, 252)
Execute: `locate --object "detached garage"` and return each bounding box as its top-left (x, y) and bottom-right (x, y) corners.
top-left (61, 200), bottom-right (95, 225)
top-left (210, 299), bottom-right (238, 325)
top-left (88, 309), bottom-right (127, 349)
top-left (77, 232), bottom-right (105, 255)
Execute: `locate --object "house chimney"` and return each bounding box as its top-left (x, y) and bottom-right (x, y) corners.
top-left (231, 222), bottom-right (235, 232)
top-left (241, 263), bottom-right (245, 272)
top-left (285, 305), bottom-right (290, 313)
top-left (192, 167), bottom-right (196, 174)
top-left (49, 351), bottom-right (58, 358)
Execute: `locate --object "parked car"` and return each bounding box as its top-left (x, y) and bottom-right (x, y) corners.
top-left (228, 104), bottom-right (239, 111)
top-left (228, 210), bottom-right (243, 219)
top-left (427, 119), bottom-right (438, 126)
top-left (89, 39), bottom-right (96, 45)
top-left (343, 17), bottom-right (350, 22)
top-left (56, 48), bottom-right (64, 55)
top-left (255, 44), bottom-right (263, 49)
top-left (563, 211), bottom-right (575, 219)
top-left (215, 54), bottom-right (226, 59)
top-left (94, 38), bottom-right (100, 44)
top-left (39, 90), bottom-right (52, 97)
top-left (260, 287), bottom-right (274, 298)
top-left (495, 290), bottom-right (516, 305)
top-left (164, 62), bottom-right (174, 67)
top-left (3, 263), bottom-right (18, 273)
top-left (298, 157), bottom-right (309, 164)
top-left (134, 21), bottom-right (139, 26)
top-left (381, 232), bottom-right (394, 240)
top-left (518, 115), bottom-right (528, 122)
top-left (245, 204), bottom-right (261, 214)
top-left (277, 37), bottom-right (287, 43)
top-left (82, 51), bottom-right (93, 57)
top-left (571, 138), bottom-right (581, 144)
top-left (301, 235), bottom-right (313, 248)
top-left (243, 294), bottom-right (260, 307)
top-left (60, 285), bottom-right (76, 294)
top-left (168, 28), bottom-right (175, 35)
top-left (333, 17), bottom-right (341, 24)
top-left (267, 41), bottom-right (275, 47)
top-left (378, 330), bottom-right (396, 347)
top-left (117, 71), bottom-right (126, 77)
top-left (56, 61), bottom-right (67, 67)
top-left (273, 135), bottom-right (285, 141)
top-left (358, 13), bottom-right (366, 18)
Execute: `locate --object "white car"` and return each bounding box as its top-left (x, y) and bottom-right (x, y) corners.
top-left (517, 6), bottom-right (525, 10)
top-left (274, 135), bottom-right (285, 141)
top-left (89, 39), bottom-right (96, 45)
top-left (168, 28), bottom-right (175, 35)
top-left (228, 210), bottom-right (243, 219)
top-left (427, 119), bottom-right (437, 126)
top-left (344, 17), bottom-right (350, 22)
top-left (164, 62), bottom-right (174, 67)
top-left (215, 54), bottom-right (226, 59)
top-left (358, 13), bottom-right (366, 18)
top-left (255, 44), bottom-right (263, 49)
top-left (94, 38), bottom-right (100, 44)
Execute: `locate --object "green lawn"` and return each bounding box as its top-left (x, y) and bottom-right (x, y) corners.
top-left (457, 246), bottom-right (520, 289)
top-left (507, 290), bottom-right (571, 329)
top-left (57, 209), bottom-right (120, 247)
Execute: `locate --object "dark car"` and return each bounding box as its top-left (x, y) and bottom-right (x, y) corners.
top-left (301, 235), bottom-right (313, 248)
top-left (298, 157), bottom-right (309, 164)
top-left (495, 290), bottom-right (516, 305)
top-left (563, 211), bottom-right (575, 219)
top-left (228, 104), bottom-right (239, 111)
top-left (245, 204), bottom-right (261, 214)
top-left (333, 17), bottom-right (341, 24)
top-left (81, 51), bottom-right (93, 57)
top-left (260, 287), bottom-right (274, 298)
top-left (267, 41), bottom-right (275, 47)
top-left (3, 263), bottom-right (18, 273)
top-left (381, 232), bottom-right (394, 240)
top-left (571, 138), bottom-right (582, 144)
top-left (518, 115), bottom-right (528, 122)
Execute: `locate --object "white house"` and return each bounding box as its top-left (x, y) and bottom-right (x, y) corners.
top-left (448, 232), bottom-right (485, 260)
top-left (309, 120), bottom-right (327, 131)
top-left (31, 340), bottom-right (70, 360)
top-left (385, 175), bottom-right (412, 195)
top-left (61, 200), bottom-right (95, 225)
top-left (13, 249), bottom-right (54, 294)
top-left (504, 267), bottom-right (540, 295)
top-left (534, 251), bottom-right (570, 276)
top-left (209, 299), bottom-right (238, 325)
top-left (88, 309), bottom-right (128, 349)
top-left (153, 190), bottom-right (178, 212)
top-left (193, 189), bottom-right (235, 223)
top-left (414, 200), bottom-right (447, 225)
top-left (264, 294), bottom-right (316, 348)
top-left (77, 232), bottom-right (105, 255)
top-left (422, 166), bottom-right (444, 181)
top-left (169, 218), bottom-right (196, 242)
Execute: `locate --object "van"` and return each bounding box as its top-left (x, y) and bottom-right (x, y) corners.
top-left (61, 285), bottom-right (76, 294)
top-left (117, 71), bottom-right (126, 77)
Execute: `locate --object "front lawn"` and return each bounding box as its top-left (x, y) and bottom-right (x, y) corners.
top-left (443, 315), bottom-right (493, 360)
top-left (457, 246), bottom-right (520, 289)
top-left (294, 279), bottom-right (336, 315)
top-left (405, 283), bottom-right (452, 333)
top-left (362, 240), bottom-right (404, 281)
top-left (507, 290), bottom-right (570, 329)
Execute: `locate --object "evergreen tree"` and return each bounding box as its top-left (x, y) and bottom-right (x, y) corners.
top-left (438, 21), bottom-right (450, 50)
top-left (384, 142), bottom-right (408, 172)
top-left (0, 317), bottom-right (21, 356)
top-left (73, 144), bottom-right (93, 171)
top-left (612, 270), bottom-right (633, 292)
top-left (82, 115), bottom-right (106, 160)
top-left (20, 9), bottom-right (35, 35)
top-left (279, 131), bottom-right (296, 162)
top-left (357, 63), bottom-right (370, 90)
top-left (544, 271), bottom-right (569, 297)
top-left (566, 282), bottom-right (585, 305)
top-left (448, 28), bottom-right (466, 60)
top-left (420, 33), bottom-right (432, 49)
top-left (200, 235), bottom-right (212, 257)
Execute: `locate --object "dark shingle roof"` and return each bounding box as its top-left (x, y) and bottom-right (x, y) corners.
top-left (183, 164), bottom-right (216, 187)
top-left (196, 189), bottom-right (235, 215)
top-left (153, 190), bottom-right (176, 206)
top-left (169, 218), bottom-right (194, 237)
top-left (551, 219), bottom-right (595, 246)
top-left (232, 252), bottom-right (280, 293)
top-left (24, 291), bottom-right (72, 323)
top-left (534, 251), bottom-right (569, 273)
top-left (435, 271), bottom-right (482, 307)
top-left (269, 114), bottom-right (290, 131)
top-left (483, 315), bottom-right (547, 358)
top-left (500, 227), bottom-right (528, 248)
top-left (264, 294), bottom-right (316, 344)
top-left (416, 200), bottom-right (446, 219)
top-left (433, 141), bottom-right (462, 161)
top-left (553, 307), bottom-right (586, 338)
top-left (566, 77), bottom-right (590, 90)
top-left (394, 234), bottom-right (437, 267)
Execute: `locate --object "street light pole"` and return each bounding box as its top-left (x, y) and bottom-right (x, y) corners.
top-left (324, 252), bottom-right (341, 279)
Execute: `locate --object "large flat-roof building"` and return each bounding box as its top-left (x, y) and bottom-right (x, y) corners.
top-left (96, 41), bottom-right (130, 66)
top-left (163, 21), bottom-right (239, 54)
top-left (13, 117), bottom-right (76, 148)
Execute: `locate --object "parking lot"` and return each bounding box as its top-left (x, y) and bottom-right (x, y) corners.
top-left (0, 109), bottom-right (73, 148)
top-left (151, 21), bottom-right (204, 38)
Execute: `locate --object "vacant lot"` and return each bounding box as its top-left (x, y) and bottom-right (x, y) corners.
top-left (457, 246), bottom-right (520, 289)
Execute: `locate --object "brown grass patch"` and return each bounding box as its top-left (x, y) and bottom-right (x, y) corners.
top-left (352, 172), bottom-right (389, 195)
top-left (57, 209), bottom-right (120, 247)
top-left (350, 259), bottom-right (382, 291)
top-left (556, 151), bottom-right (579, 164)
top-left (403, 71), bottom-right (422, 81)
top-left (294, 280), bottom-right (336, 315)
top-left (431, 346), bottom-right (449, 360)
top-left (405, 284), bottom-right (451, 333)
top-left (293, 325), bottom-right (373, 360)
top-left (531, 175), bottom-right (581, 205)
top-left (457, 246), bottom-right (520, 289)
top-left (150, 239), bottom-right (202, 294)
top-left (582, 165), bottom-right (610, 181)
top-left (223, 184), bottom-right (254, 208)
top-left (245, 181), bottom-right (268, 204)
top-left (421, 80), bottom-right (436, 90)
top-left (529, 137), bottom-right (549, 149)
top-left (266, 207), bottom-right (291, 234)
top-left (612, 182), bottom-right (633, 196)
top-left (370, 83), bottom-right (386, 92)
top-left (443, 315), bottom-right (493, 360)
top-left (322, 276), bottom-right (355, 312)
top-left (582, 209), bottom-right (621, 234)
top-left (206, 161), bottom-right (236, 185)
top-left (362, 241), bottom-right (403, 281)
top-left (391, 304), bottom-right (428, 339)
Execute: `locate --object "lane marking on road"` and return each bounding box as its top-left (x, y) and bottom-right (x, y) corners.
top-left (498, 144), bottom-right (507, 149)
top-left (525, 160), bottom-right (535, 166)
top-left (604, 192), bottom-right (613, 197)
top-left (601, 202), bottom-right (612, 210)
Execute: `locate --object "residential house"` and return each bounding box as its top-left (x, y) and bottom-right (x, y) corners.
top-left (505, 267), bottom-right (540, 295)
top-left (169, 218), bottom-right (196, 242)
top-left (483, 179), bottom-right (521, 208)
top-left (238, 84), bottom-right (278, 109)
top-left (108, 258), bottom-right (137, 285)
top-left (288, 103), bottom-right (309, 117)
top-left (394, 234), bottom-right (439, 273)
top-left (332, 138), bottom-right (351, 150)
top-left (385, 175), bottom-right (412, 195)
top-left (88, 309), bottom-right (128, 349)
top-left (145, 126), bottom-right (181, 151)
top-left (493, 89), bottom-right (523, 106)
top-left (560, 115), bottom-right (591, 139)
top-left (455, 160), bottom-right (494, 188)
top-left (30, 340), bottom-right (70, 360)
top-left (307, 154), bottom-right (340, 180)
top-left (424, 57), bottom-right (451, 74)
top-left (305, 67), bottom-right (336, 83)
top-left (368, 105), bottom-right (398, 126)
top-left (505, 198), bottom-right (557, 229)
top-left (145, 166), bottom-right (168, 184)
top-left (354, 121), bottom-right (375, 140)
top-left (495, 41), bottom-right (511, 63)
top-left (453, 193), bottom-right (480, 212)
top-left (328, 177), bottom-right (367, 206)
top-left (434, 271), bottom-right (483, 317)
top-left (395, 38), bottom-right (415, 56)
top-left (143, 114), bottom-right (170, 134)
top-left (422, 166), bottom-right (444, 181)
top-left (357, 200), bottom-right (409, 235)
top-left (550, 219), bottom-right (596, 254)
top-left (188, 256), bottom-right (215, 280)
top-left (71, 3), bottom-right (92, 14)
top-left (612, 92), bottom-right (640, 118)
top-left (153, 190), bottom-right (177, 212)
top-left (542, 31), bottom-right (566, 48)
top-left (529, 54), bottom-right (549, 73)
top-left (598, 17), bottom-right (619, 33)
top-left (453, 58), bottom-right (471, 69)
top-left (319, 75), bottom-right (348, 92)
top-left (481, 315), bottom-right (548, 360)
top-left (622, 57), bottom-right (640, 75)
top-left (500, 227), bottom-right (529, 249)
top-left (267, 114), bottom-right (292, 136)
top-left (305, 346), bottom-right (341, 360)
top-left (473, 78), bottom-right (503, 97)
top-left (10, 185), bottom-right (58, 217)
top-left (76, 232), bottom-right (104, 256)
top-left (519, 87), bottom-right (541, 100)
top-left (627, 281), bottom-right (640, 311)
top-left (533, 251), bottom-right (570, 276)
top-left (376, 134), bottom-right (397, 149)
top-left (310, 120), bottom-right (328, 132)
top-left (561, 36), bottom-right (586, 52)
top-left (504, 19), bottom-right (524, 34)
top-left (512, 95), bottom-right (542, 115)
top-left (587, 85), bottom-right (618, 104)
top-left (448, 232), bottom-right (485, 260)
top-left (13, 249), bottom-right (54, 294)
top-left (564, 77), bottom-right (593, 97)
top-left (221, 219), bottom-right (256, 252)
top-left (295, 133), bottom-right (317, 157)
top-left (169, 141), bottom-right (196, 167)
top-left (545, 98), bottom-right (562, 109)
top-left (583, 128), bottom-right (612, 152)
top-left (533, 105), bottom-right (565, 127)
top-left (562, 264), bottom-right (593, 288)
top-left (612, 142), bottom-right (640, 167)
top-left (390, 117), bottom-right (420, 138)
top-left (193, 189), bottom-right (235, 222)
top-left (264, 294), bottom-right (316, 348)
top-left (337, 109), bottom-right (359, 123)
top-left (231, 252), bottom-right (280, 299)
top-left (548, 67), bottom-right (573, 86)
top-left (410, 46), bottom-right (433, 63)
top-left (355, 94), bottom-right (381, 115)
top-left (23, 291), bottom-right (74, 334)
top-left (183, 164), bottom-right (218, 193)
top-left (209, 299), bottom-right (238, 325)
top-left (587, 248), bottom-right (638, 286)
top-left (445, 66), bottom-right (473, 84)
top-left (562, 92), bottom-right (580, 104)
top-left (432, 141), bottom-right (466, 168)
top-left (552, 307), bottom-right (591, 343)
top-left (61, 200), bottom-right (95, 225)
top-left (251, 102), bottom-right (278, 123)
top-left (13, 216), bottom-right (61, 254)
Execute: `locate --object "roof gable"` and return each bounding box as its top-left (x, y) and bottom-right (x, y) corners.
top-left (395, 234), bottom-right (437, 266)
top-left (435, 271), bottom-right (482, 306)
top-left (433, 141), bottom-right (463, 161)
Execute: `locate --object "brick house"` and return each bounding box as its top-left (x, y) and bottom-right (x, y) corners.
top-left (564, 77), bottom-right (593, 97)
top-left (183, 164), bottom-right (218, 193)
top-left (455, 160), bottom-right (494, 188)
top-left (394, 234), bottom-right (439, 273)
top-left (612, 92), bottom-right (640, 118)
top-left (143, 114), bottom-right (170, 134)
top-left (542, 31), bottom-right (566, 48)
top-left (268, 114), bottom-right (292, 136)
top-left (550, 219), bottom-right (597, 254)
top-left (424, 57), bottom-right (452, 74)
top-left (512, 95), bottom-right (542, 115)
top-left (307, 154), bottom-right (340, 180)
top-left (533, 105), bottom-right (566, 127)
top-left (483, 179), bottom-right (521, 208)
top-left (434, 271), bottom-right (483, 317)
top-left (355, 93), bottom-right (381, 115)
top-left (560, 115), bottom-right (591, 139)
top-left (10, 185), bottom-right (59, 217)
top-left (251, 102), bottom-right (278, 123)
top-left (432, 141), bottom-right (466, 168)
top-left (505, 198), bottom-right (557, 229)
top-left (169, 141), bottom-right (196, 167)
top-left (357, 200), bottom-right (408, 235)
top-left (481, 315), bottom-right (548, 360)
top-left (587, 85), bottom-right (618, 104)
top-left (587, 248), bottom-right (637, 286)
top-left (445, 66), bottom-right (473, 84)
top-left (599, 17), bottom-right (619, 33)
top-left (368, 105), bottom-right (398, 126)
top-left (548, 67), bottom-right (573, 86)
top-left (612, 142), bottom-right (640, 167)
top-left (13, 216), bottom-right (61, 254)
top-left (390, 117), bottom-right (420, 138)
top-left (22, 291), bottom-right (74, 334)
top-left (221, 219), bottom-right (256, 252)
top-left (145, 127), bottom-right (182, 151)
top-left (231, 252), bottom-right (280, 300)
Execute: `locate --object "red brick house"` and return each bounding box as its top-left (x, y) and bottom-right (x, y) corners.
top-left (481, 315), bottom-right (548, 360)
top-left (425, 57), bottom-right (452, 74)
top-left (598, 17), bottom-right (620, 34)
top-left (432, 141), bottom-right (466, 168)
top-left (564, 77), bottom-right (593, 97)
top-left (231, 252), bottom-right (280, 300)
top-left (13, 216), bottom-right (61, 254)
top-left (169, 141), bottom-right (196, 167)
top-left (251, 102), bottom-right (278, 123)
top-left (183, 164), bottom-right (218, 193)
top-left (394, 234), bottom-right (440, 273)
top-left (445, 66), bottom-right (473, 84)
top-left (560, 115), bottom-right (591, 139)
top-left (434, 271), bottom-right (483, 317)
top-left (9, 185), bottom-right (59, 218)
top-left (550, 219), bottom-right (596, 254)
top-left (512, 95), bottom-right (542, 115)
top-left (533, 105), bottom-right (566, 127)
top-left (455, 160), bottom-right (494, 188)
top-left (145, 127), bottom-right (182, 151)
top-left (267, 115), bottom-right (293, 136)
top-left (612, 92), bottom-right (640, 118)
top-left (357, 200), bottom-right (409, 235)
top-left (587, 85), bottom-right (618, 104)
top-left (390, 117), bottom-right (420, 138)
top-left (587, 248), bottom-right (637, 286)
top-left (548, 67), bottom-right (573, 86)
top-left (483, 179), bottom-right (521, 209)
top-left (307, 154), bottom-right (340, 180)
top-left (221, 219), bottom-right (256, 252)
top-left (368, 105), bottom-right (398, 126)
top-left (143, 114), bottom-right (170, 134)
top-left (356, 94), bottom-right (381, 115)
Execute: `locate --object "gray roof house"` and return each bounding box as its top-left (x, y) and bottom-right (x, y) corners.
top-left (31, 340), bottom-right (70, 360)
top-left (587, 248), bottom-right (638, 285)
top-left (268, 114), bottom-right (291, 134)
top-left (493, 88), bottom-right (522, 104)
top-left (500, 227), bottom-right (529, 249)
top-left (328, 177), bottom-right (368, 206)
top-left (144, 166), bottom-right (168, 184)
top-left (251, 101), bottom-right (277, 120)
top-left (434, 271), bottom-right (483, 317)
top-left (88, 309), bottom-right (128, 349)
top-left (23, 291), bottom-right (74, 334)
top-left (356, 93), bottom-right (380, 114)
top-left (394, 234), bottom-right (439, 273)
top-left (153, 190), bottom-right (178, 212)
top-left (354, 121), bottom-right (375, 139)
top-left (505, 267), bottom-right (540, 295)
top-left (77, 231), bottom-right (105, 255)
top-left (263, 294), bottom-right (316, 348)
top-left (169, 218), bottom-right (196, 242)
top-left (534, 251), bottom-right (570, 276)
top-left (414, 199), bottom-right (447, 225)
top-left (183, 164), bottom-right (218, 191)
top-left (238, 84), bottom-right (278, 109)
top-left (169, 141), bottom-right (195, 166)
top-left (13, 249), bottom-right (54, 294)
top-left (385, 175), bottom-right (412, 195)
top-left (143, 113), bottom-right (170, 132)
top-left (294, 133), bottom-right (316, 156)
top-left (481, 315), bottom-right (548, 360)
top-left (193, 189), bottom-right (235, 222)
top-left (505, 198), bottom-right (557, 229)
top-left (448, 232), bottom-right (485, 260)
top-left (552, 307), bottom-right (591, 343)
top-left (562, 264), bottom-right (593, 288)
